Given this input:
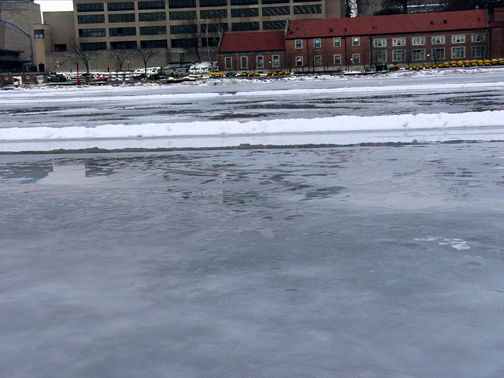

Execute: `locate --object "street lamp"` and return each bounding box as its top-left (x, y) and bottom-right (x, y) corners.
top-left (57, 60), bottom-right (60, 72)
top-left (127, 61), bottom-right (130, 71)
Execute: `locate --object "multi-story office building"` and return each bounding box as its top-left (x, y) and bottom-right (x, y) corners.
top-left (47, 0), bottom-right (343, 69)
top-left (357, 0), bottom-right (447, 17)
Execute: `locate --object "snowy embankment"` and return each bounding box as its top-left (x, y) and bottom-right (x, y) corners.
top-left (1, 70), bottom-right (504, 152)
top-left (1, 110), bottom-right (503, 152)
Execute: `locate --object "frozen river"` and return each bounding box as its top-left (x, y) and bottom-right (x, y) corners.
top-left (1, 69), bottom-right (504, 151)
top-left (1, 70), bottom-right (504, 377)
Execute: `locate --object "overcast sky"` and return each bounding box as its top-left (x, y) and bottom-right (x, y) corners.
top-left (35, 0), bottom-right (74, 13)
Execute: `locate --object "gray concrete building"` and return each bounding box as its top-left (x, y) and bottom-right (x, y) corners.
top-left (35, 0), bottom-right (345, 71)
top-left (0, 0), bottom-right (41, 71)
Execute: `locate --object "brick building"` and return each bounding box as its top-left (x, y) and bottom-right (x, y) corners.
top-left (284, 9), bottom-right (492, 72)
top-left (218, 8), bottom-right (504, 73)
top-left (218, 30), bottom-right (285, 71)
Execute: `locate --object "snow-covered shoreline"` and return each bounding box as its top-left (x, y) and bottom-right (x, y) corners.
top-left (1, 68), bottom-right (504, 152)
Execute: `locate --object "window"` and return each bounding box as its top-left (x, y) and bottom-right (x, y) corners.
top-left (138, 0), bottom-right (165, 9)
top-left (314, 39), bottom-right (321, 48)
top-left (392, 49), bottom-right (405, 62)
top-left (110, 41), bottom-right (137, 49)
top-left (231, 0), bottom-right (257, 4)
top-left (34, 29), bottom-right (44, 39)
top-left (200, 0), bottom-right (227, 6)
top-left (373, 39), bottom-right (386, 48)
top-left (451, 46), bottom-right (465, 59)
top-left (471, 46), bottom-right (484, 58)
top-left (80, 42), bottom-right (107, 51)
top-left (54, 44), bottom-right (67, 52)
top-left (412, 49), bottom-right (425, 61)
top-left (352, 37), bottom-right (360, 46)
top-left (77, 3), bottom-right (104, 12)
top-left (471, 34), bottom-right (485, 43)
top-left (231, 22), bottom-right (259, 31)
top-left (432, 47), bottom-right (445, 61)
top-left (108, 13), bottom-right (135, 22)
top-left (295, 39), bottom-right (302, 49)
top-left (431, 35), bottom-right (445, 44)
top-left (79, 28), bottom-right (106, 37)
top-left (392, 38), bottom-right (405, 47)
top-left (296, 56), bottom-right (303, 66)
top-left (78, 15), bottom-right (105, 24)
top-left (333, 37), bottom-right (341, 47)
top-left (412, 37), bottom-right (425, 46)
top-left (140, 12), bottom-right (166, 21)
top-left (263, 20), bottom-right (286, 30)
top-left (170, 24), bottom-right (197, 34)
top-left (373, 50), bottom-right (386, 63)
top-left (352, 53), bottom-right (360, 63)
top-left (293, 4), bottom-right (321, 14)
top-left (313, 55), bottom-right (321, 65)
top-left (241, 56), bottom-right (248, 69)
top-left (333, 54), bottom-right (341, 64)
top-left (225, 57), bottom-right (232, 70)
top-left (109, 27), bottom-right (136, 36)
top-left (141, 40), bottom-right (168, 48)
top-left (140, 26), bottom-right (167, 35)
top-left (263, 6), bottom-right (289, 16)
top-left (170, 11), bottom-right (196, 19)
top-left (256, 56), bottom-right (264, 68)
top-left (452, 35), bottom-right (465, 44)
top-left (272, 55), bottom-right (279, 67)
top-left (200, 9), bottom-right (227, 18)
top-left (171, 38), bottom-right (198, 47)
top-left (201, 23), bottom-right (228, 33)
top-left (263, 0), bottom-right (289, 3)
top-left (168, 0), bottom-right (196, 8)
top-left (107, 2), bottom-right (135, 11)
top-left (231, 8), bottom-right (259, 17)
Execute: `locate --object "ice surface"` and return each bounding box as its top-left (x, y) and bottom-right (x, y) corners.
top-left (1, 144), bottom-right (504, 377)
top-left (1, 70), bottom-right (504, 377)
top-left (1, 69), bottom-right (504, 152)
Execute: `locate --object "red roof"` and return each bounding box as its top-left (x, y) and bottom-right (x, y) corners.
top-left (220, 31), bottom-right (285, 53)
top-left (287, 9), bottom-right (489, 39)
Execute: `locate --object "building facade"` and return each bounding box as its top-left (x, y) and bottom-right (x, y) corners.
top-left (218, 8), bottom-right (503, 73)
top-left (54, 0), bottom-right (344, 69)
top-left (284, 9), bottom-right (492, 72)
top-left (0, 0), bottom-right (42, 71)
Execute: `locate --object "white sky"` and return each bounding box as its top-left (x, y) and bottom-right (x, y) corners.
top-left (35, 0), bottom-right (74, 13)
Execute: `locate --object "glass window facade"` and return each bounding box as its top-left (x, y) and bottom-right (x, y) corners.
top-left (107, 2), bottom-right (135, 11)
top-left (139, 12), bottom-right (166, 21)
top-left (140, 26), bottom-right (167, 35)
top-left (138, 0), bottom-right (166, 9)
top-left (231, 22), bottom-right (259, 31)
top-left (78, 15), bottom-right (105, 24)
top-left (231, 8), bottom-right (258, 17)
top-left (108, 13), bottom-right (136, 22)
top-left (77, 3), bottom-right (104, 12)
top-left (200, 9), bottom-right (227, 18)
top-left (109, 27), bottom-right (137, 36)
top-left (79, 28), bottom-right (107, 37)
top-left (263, 20), bottom-right (286, 30)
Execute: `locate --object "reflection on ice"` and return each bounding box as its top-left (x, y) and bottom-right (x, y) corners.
top-left (38, 164), bottom-right (108, 186)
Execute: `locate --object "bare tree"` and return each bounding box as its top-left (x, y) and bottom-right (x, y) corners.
top-left (72, 42), bottom-right (97, 74)
top-left (201, 18), bottom-right (227, 62)
top-left (184, 18), bottom-right (202, 62)
top-left (132, 48), bottom-right (160, 74)
top-left (110, 49), bottom-right (133, 72)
